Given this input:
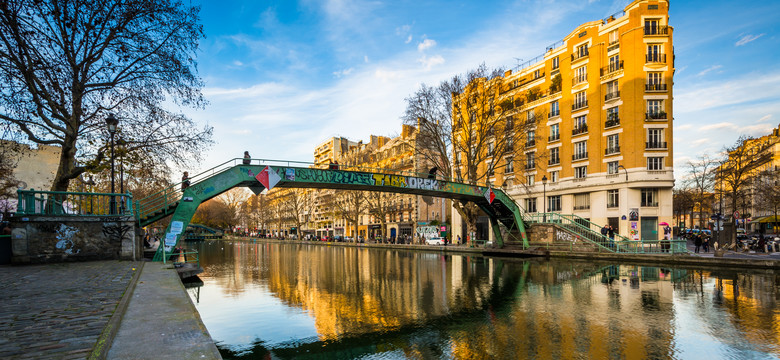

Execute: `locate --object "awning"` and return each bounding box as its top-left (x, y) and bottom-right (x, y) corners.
top-left (756, 215), bottom-right (780, 223)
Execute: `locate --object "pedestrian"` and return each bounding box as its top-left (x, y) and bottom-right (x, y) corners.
top-left (607, 225), bottom-right (616, 249)
top-left (758, 233), bottom-right (766, 253)
top-left (694, 233), bottom-right (702, 253)
top-left (243, 151), bottom-right (251, 165)
top-left (181, 171), bottom-right (191, 190)
top-left (703, 235), bottom-right (710, 253)
top-left (457, 235), bottom-right (461, 245)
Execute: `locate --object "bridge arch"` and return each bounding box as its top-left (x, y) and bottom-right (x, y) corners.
top-left (137, 159), bottom-right (528, 260)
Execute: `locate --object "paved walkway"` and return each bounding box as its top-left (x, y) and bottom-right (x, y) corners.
top-left (0, 261), bottom-right (138, 359)
top-left (106, 262), bottom-right (221, 360)
top-left (679, 237), bottom-right (780, 260)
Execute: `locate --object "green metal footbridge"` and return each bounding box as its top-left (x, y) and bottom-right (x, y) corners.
top-left (136, 158), bottom-right (530, 261)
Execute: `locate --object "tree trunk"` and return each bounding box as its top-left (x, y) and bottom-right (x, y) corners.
top-left (51, 135), bottom-right (80, 192)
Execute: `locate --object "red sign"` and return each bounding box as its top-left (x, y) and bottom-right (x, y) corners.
top-left (733, 210), bottom-right (740, 219)
top-left (484, 188), bottom-right (495, 204)
top-left (256, 166), bottom-right (281, 190)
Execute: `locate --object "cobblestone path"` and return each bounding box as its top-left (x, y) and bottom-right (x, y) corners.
top-left (0, 261), bottom-right (137, 359)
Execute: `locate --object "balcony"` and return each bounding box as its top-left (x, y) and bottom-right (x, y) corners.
top-left (572, 100), bottom-right (588, 111)
top-left (641, 201), bottom-right (659, 207)
top-left (573, 205), bottom-right (590, 210)
top-left (572, 124), bottom-right (588, 136)
top-left (548, 110), bottom-right (560, 118)
top-left (600, 61), bottom-right (624, 76)
top-left (525, 139), bottom-right (536, 148)
top-left (524, 163), bottom-right (535, 170)
top-left (646, 83), bottom-right (668, 92)
top-left (571, 49), bottom-right (589, 62)
top-left (646, 141), bottom-right (667, 149)
top-left (548, 134), bottom-right (560, 142)
top-left (548, 157), bottom-right (560, 166)
top-left (645, 111), bottom-right (667, 121)
top-left (504, 144), bottom-right (514, 153)
top-left (646, 53), bottom-right (667, 64)
top-left (604, 91), bottom-right (620, 102)
top-left (605, 146), bottom-right (620, 155)
top-left (525, 116), bottom-right (536, 125)
top-left (644, 25), bottom-right (669, 36)
top-left (572, 152), bottom-right (588, 161)
top-left (572, 75), bottom-right (588, 87)
top-left (605, 117), bottom-right (620, 128)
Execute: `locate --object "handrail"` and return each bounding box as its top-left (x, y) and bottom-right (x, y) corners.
top-left (16, 189), bottom-right (133, 216)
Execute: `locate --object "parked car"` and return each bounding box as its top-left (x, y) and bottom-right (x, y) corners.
top-left (425, 237), bottom-right (445, 245)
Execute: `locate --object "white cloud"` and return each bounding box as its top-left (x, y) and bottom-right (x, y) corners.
top-left (364, 55), bottom-right (369, 63)
top-left (417, 38), bottom-right (437, 52)
top-left (232, 60), bottom-right (244, 66)
top-left (758, 114), bottom-right (772, 122)
top-left (675, 71), bottom-right (780, 113)
top-left (417, 55), bottom-right (445, 70)
top-left (736, 33), bottom-right (765, 46)
top-left (697, 65), bottom-right (722, 76)
top-left (676, 124), bottom-right (692, 131)
top-left (691, 138), bottom-right (711, 146)
top-left (333, 67), bottom-right (354, 78)
top-left (700, 122), bottom-right (736, 131)
top-left (405, 35), bottom-right (412, 44)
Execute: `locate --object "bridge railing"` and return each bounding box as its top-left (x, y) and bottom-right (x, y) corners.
top-left (136, 157), bottom-right (510, 222)
top-left (16, 189), bottom-right (134, 216)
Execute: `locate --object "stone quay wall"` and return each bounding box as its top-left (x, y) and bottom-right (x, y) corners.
top-left (9, 215), bottom-right (139, 264)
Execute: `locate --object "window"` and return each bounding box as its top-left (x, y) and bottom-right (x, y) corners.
top-left (575, 166), bottom-right (587, 179)
top-left (609, 30), bottom-right (619, 44)
top-left (488, 142), bottom-right (495, 156)
top-left (608, 55), bottom-right (621, 72)
top-left (527, 130), bottom-right (535, 146)
top-left (551, 56), bottom-right (559, 70)
top-left (646, 99), bottom-right (665, 119)
top-left (550, 101), bottom-right (559, 117)
top-left (606, 106), bottom-right (619, 127)
top-left (607, 189), bottom-right (619, 208)
top-left (534, 69), bottom-right (542, 79)
top-left (647, 44), bottom-right (663, 62)
top-left (574, 140), bottom-right (587, 160)
top-left (647, 72), bottom-right (665, 91)
top-left (608, 161), bottom-right (620, 175)
top-left (606, 80), bottom-right (619, 100)
top-left (641, 188), bottom-right (658, 207)
top-left (550, 170), bottom-right (559, 183)
top-left (505, 157), bottom-right (514, 174)
top-left (574, 66), bottom-right (587, 84)
top-left (644, 19), bottom-right (660, 35)
top-left (525, 198), bottom-right (537, 213)
top-left (506, 136), bottom-right (514, 151)
top-left (576, 44), bottom-right (588, 58)
top-left (574, 91), bottom-right (587, 109)
top-left (549, 123), bottom-right (560, 141)
top-left (573, 115), bottom-right (587, 135)
top-left (526, 175), bottom-right (534, 185)
top-left (607, 134), bottom-right (619, 154)
top-left (647, 157), bottom-right (664, 170)
top-left (548, 195), bottom-right (562, 212)
top-left (505, 116), bottom-right (514, 131)
top-left (526, 152), bottom-right (535, 169)
top-left (574, 193), bottom-right (590, 210)
top-left (526, 109), bottom-right (535, 123)
top-left (549, 147), bottom-right (560, 165)
top-left (647, 128), bottom-right (664, 147)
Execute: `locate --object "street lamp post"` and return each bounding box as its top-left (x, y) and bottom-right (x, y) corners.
top-left (618, 165), bottom-right (628, 182)
top-left (542, 175), bottom-right (548, 222)
top-left (105, 114), bottom-right (119, 214)
top-left (118, 138), bottom-right (126, 213)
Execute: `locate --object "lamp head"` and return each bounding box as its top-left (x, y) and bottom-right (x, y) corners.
top-left (542, 175), bottom-right (548, 184)
top-left (105, 113), bottom-right (119, 134)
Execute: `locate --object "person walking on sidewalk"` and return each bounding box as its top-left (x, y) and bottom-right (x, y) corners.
top-left (703, 234), bottom-right (710, 253)
top-left (694, 233), bottom-right (702, 253)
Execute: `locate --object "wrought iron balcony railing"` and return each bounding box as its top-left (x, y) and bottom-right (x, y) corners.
top-left (605, 117), bottom-right (620, 128)
top-left (572, 100), bottom-right (588, 111)
top-left (644, 25), bottom-right (669, 36)
top-left (645, 111), bottom-right (667, 121)
top-left (572, 152), bottom-right (588, 161)
top-left (645, 141), bottom-right (667, 149)
top-left (572, 124), bottom-right (588, 136)
top-left (600, 61), bottom-right (623, 76)
top-left (645, 83), bottom-right (667, 92)
top-left (646, 53), bottom-right (667, 63)
top-left (604, 91), bottom-right (620, 102)
top-left (605, 146), bottom-right (620, 155)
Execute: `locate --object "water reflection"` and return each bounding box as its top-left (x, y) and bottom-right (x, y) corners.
top-left (187, 240), bottom-right (780, 359)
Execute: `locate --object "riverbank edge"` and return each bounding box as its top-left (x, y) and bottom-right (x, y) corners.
top-left (221, 236), bottom-right (780, 270)
top-left (89, 261), bottom-right (144, 360)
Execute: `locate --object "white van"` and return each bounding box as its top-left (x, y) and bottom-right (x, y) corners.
top-left (425, 237), bottom-right (444, 245)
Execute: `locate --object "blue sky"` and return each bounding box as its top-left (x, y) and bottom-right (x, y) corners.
top-left (185, 0), bottom-right (780, 177)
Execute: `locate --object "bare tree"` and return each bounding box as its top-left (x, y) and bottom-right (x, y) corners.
top-left (719, 135), bottom-right (777, 244)
top-left (282, 189), bottom-right (311, 239)
top-left (684, 154), bottom-right (718, 229)
top-left (402, 64), bottom-right (541, 242)
top-left (365, 192), bottom-right (392, 241)
top-left (673, 186), bottom-right (695, 229)
top-left (333, 190), bottom-right (366, 241)
top-left (0, 0), bottom-right (213, 192)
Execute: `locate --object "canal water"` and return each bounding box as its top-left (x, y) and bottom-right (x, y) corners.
top-left (185, 240), bottom-right (780, 359)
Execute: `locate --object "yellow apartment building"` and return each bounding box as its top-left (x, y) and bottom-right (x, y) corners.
top-left (453, 0), bottom-right (675, 241)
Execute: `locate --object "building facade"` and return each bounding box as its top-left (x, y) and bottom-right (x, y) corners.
top-left (453, 0), bottom-right (675, 241)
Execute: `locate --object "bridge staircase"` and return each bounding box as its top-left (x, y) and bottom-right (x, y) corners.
top-left (525, 213), bottom-right (632, 253)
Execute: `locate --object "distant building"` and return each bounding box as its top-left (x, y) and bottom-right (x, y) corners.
top-left (0, 141), bottom-right (61, 216)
